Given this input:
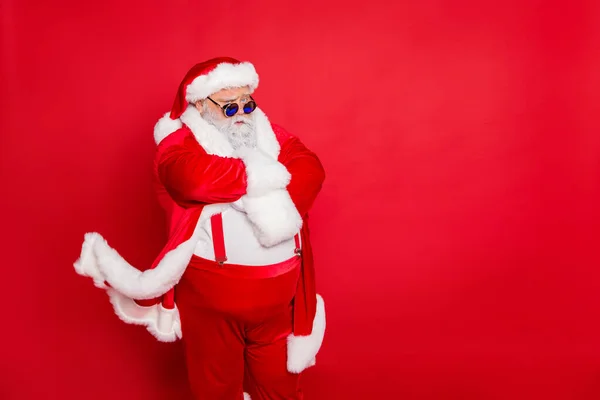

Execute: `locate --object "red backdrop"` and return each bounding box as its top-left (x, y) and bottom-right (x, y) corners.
top-left (2, 0), bottom-right (600, 399)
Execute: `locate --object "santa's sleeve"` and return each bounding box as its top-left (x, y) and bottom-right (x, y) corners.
top-left (157, 136), bottom-right (247, 206)
top-left (277, 135), bottom-right (326, 217)
top-left (157, 132), bottom-right (291, 207)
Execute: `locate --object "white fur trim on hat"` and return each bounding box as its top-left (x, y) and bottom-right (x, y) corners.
top-left (185, 61), bottom-right (259, 103)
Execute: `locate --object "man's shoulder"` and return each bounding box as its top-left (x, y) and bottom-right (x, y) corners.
top-left (156, 126), bottom-right (197, 150)
top-left (270, 122), bottom-right (296, 145)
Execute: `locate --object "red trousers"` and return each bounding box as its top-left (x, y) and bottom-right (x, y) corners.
top-left (175, 253), bottom-right (304, 400)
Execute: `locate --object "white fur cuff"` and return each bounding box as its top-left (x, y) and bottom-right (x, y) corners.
top-left (74, 232), bottom-right (197, 300)
top-left (235, 147), bottom-right (291, 197)
top-left (107, 288), bottom-right (182, 342)
top-left (242, 189), bottom-right (303, 247)
top-left (74, 232), bottom-right (108, 290)
top-left (287, 295), bottom-right (326, 374)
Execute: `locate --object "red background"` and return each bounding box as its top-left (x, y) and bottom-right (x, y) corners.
top-left (2, 0), bottom-right (600, 399)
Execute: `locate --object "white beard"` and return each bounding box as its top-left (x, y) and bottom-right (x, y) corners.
top-left (202, 106), bottom-right (257, 150)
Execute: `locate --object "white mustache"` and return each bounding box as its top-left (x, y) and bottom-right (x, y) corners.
top-left (229, 115), bottom-right (252, 126)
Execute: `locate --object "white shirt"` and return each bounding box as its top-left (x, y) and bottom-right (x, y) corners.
top-left (193, 207), bottom-right (298, 266)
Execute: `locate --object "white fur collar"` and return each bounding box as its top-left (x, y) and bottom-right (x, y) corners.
top-left (154, 105), bottom-right (280, 159)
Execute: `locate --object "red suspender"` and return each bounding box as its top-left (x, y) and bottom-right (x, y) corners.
top-left (210, 214), bottom-right (227, 265)
top-left (210, 213), bottom-right (302, 264)
top-left (294, 233), bottom-right (301, 256)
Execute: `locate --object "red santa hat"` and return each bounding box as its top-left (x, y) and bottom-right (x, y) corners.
top-left (169, 57), bottom-right (259, 120)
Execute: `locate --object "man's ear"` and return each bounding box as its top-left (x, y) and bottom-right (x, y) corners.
top-left (194, 100), bottom-right (203, 113)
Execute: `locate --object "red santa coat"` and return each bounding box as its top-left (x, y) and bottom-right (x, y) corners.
top-left (74, 105), bottom-right (326, 374)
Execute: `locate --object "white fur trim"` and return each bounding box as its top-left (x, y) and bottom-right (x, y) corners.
top-left (235, 147), bottom-right (290, 197)
top-left (243, 393), bottom-right (251, 400)
top-left (287, 294), bottom-right (326, 374)
top-left (242, 189), bottom-right (303, 247)
top-left (252, 108), bottom-right (280, 160)
top-left (154, 112), bottom-right (183, 145)
top-left (185, 61), bottom-right (259, 103)
top-left (107, 288), bottom-right (182, 342)
top-left (74, 232), bottom-right (197, 300)
top-left (74, 232), bottom-right (107, 290)
top-left (231, 198), bottom-right (245, 212)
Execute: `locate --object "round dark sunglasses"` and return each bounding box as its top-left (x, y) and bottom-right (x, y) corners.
top-left (207, 96), bottom-right (257, 118)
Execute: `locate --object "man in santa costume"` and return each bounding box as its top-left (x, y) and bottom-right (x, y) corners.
top-left (74, 57), bottom-right (326, 399)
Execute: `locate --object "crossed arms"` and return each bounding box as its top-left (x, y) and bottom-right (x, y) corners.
top-left (156, 126), bottom-right (325, 220)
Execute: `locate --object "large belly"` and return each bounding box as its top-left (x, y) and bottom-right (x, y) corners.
top-left (193, 207), bottom-right (298, 266)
